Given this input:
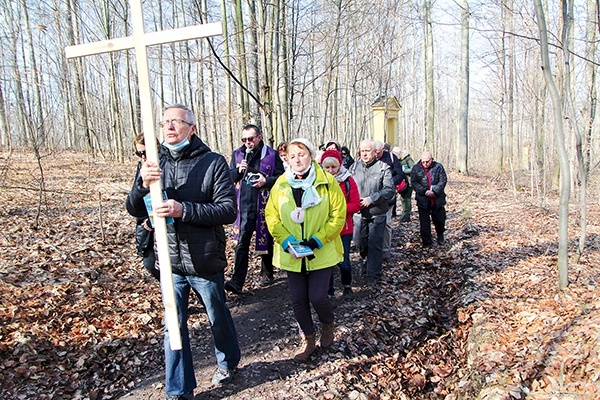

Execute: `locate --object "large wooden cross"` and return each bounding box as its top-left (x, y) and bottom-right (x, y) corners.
top-left (65, 1), bottom-right (222, 350)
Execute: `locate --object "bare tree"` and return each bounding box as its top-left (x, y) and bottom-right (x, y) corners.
top-left (0, 68), bottom-right (9, 148)
top-left (583, 0), bottom-right (598, 178)
top-left (103, 0), bottom-right (124, 161)
top-left (66, 0), bottom-right (94, 153)
top-left (274, 0), bottom-right (290, 145)
top-left (423, 0), bottom-right (435, 153)
top-left (456, 0), bottom-right (469, 174)
top-left (534, 0), bottom-right (570, 289)
top-left (233, 0), bottom-right (250, 121)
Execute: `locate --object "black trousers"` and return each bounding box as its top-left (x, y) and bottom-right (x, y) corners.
top-left (417, 205), bottom-right (446, 246)
top-left (231, 229), bottom-right (274, 287)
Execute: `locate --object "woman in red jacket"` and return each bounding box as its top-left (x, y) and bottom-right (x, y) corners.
top-left (320, 149), bottom-right (361, 297)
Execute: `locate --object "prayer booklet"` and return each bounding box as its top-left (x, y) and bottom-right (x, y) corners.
top-left (288, 244), bottom-right (314, 258)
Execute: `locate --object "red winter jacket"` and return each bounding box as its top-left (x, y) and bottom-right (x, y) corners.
top-left (338, 176), bottom-right (361, 236)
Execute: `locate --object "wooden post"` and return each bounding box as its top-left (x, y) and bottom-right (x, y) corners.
top-left (65, 1), bottom-right (223, 350)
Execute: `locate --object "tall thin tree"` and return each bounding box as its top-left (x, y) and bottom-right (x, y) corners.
top-left (534, 0), bottom-right (570, 289)
top-left (423, 0), bottom-right (435, 152)
top-left (456, 0), bottom-right (469, 174)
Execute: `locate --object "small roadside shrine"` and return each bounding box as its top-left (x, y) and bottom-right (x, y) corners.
top-left (372, 96), bottom-right (401, 146)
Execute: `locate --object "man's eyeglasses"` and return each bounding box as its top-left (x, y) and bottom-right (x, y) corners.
top-left (241, 136), bottom-right (257, 143)
top-left (135, 150), bottom-right (146, 159)
top-left (159, 119), bottom-right (192, 128)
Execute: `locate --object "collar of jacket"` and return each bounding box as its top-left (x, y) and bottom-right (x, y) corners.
top-left (162, 135), bottom-right (209, 160)
top-left (363, 157), bottom-right (379, 168)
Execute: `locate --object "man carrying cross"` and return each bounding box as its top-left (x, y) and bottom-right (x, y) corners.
top-left (126, 104), bottom-right (241, 398)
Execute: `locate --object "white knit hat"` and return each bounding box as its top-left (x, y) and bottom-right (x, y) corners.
top-left (288, 138), bottom-right (317, 159)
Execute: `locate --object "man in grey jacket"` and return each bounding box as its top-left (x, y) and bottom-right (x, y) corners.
top-left (349, 139), bottom-right (395, 285)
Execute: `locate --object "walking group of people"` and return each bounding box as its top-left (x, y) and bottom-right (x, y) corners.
top-left (125, 104), bottom-right (448, 400)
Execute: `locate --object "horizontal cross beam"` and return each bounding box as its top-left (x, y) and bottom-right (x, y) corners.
top-left (65, 22), bottom-right (222, 58)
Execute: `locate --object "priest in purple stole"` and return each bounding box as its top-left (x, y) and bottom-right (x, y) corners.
top-left (225, 124), bottom-right (285, 294)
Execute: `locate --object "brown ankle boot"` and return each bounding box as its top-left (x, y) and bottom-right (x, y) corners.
top-left (293, 333), bottom-right (316, 362)
top-left (320, 321), bottom-right (335, 348)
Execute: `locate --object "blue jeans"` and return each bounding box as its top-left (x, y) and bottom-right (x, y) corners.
top-left (328, 234), bottom-right (353, 295)
top-left (164, 273), bottom-right (241, 396)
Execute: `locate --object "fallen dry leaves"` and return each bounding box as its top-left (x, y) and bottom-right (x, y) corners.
top-left (1, 151), bottom-right (599, 399)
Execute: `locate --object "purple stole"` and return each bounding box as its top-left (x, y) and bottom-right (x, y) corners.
top-left (233, 145), bottom-right (276, 254)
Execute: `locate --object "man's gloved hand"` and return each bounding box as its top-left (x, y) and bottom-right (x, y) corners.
top-left (300, 238), bottom-right (319, 250)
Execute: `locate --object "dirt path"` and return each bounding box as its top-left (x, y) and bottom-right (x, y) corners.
top-left (1, 153), bottom-right (599, 399)
top-left (121, 243), bottom-right (384, 399)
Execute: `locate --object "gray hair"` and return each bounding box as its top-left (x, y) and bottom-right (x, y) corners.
top-left (164, 104), bottom-right (196, 125)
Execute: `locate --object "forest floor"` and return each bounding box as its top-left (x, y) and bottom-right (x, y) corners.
top-left (1, 151), bottom-right (599, 400)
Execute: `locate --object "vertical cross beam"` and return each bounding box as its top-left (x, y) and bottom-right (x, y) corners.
top-left (65, 1), bottom-right (223, 350)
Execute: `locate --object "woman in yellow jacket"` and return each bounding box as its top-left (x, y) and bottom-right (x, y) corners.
top-left (265, 138), bottom-right (346, 362)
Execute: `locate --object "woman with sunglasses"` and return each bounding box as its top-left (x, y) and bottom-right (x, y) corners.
top-left (127, 133), bottom-right (160, 280)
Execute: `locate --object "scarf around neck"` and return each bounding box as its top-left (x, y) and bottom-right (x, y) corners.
top-left (285, 164), bottom-right (322, 209)
top-left (334, 165), bottom-right (351, 183)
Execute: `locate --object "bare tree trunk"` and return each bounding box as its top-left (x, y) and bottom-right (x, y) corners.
top-left (233, 0), bottom-right (250, 121)
top-left (21, 0), bottom-right (46, 148)
top-left (534, 78), bottom-right (547, 205)
top-left (320, 0), bottom-right (342, 143)
top-left (561, 0), bottom-right (588, 261)
top-left (156, 2), bottom-right (165, 106)
top-left (456, 0), bottom-right (469, 174)
top-left (507, 0), bottom-right (515, 166)
top-left (583, 0), bottom-right (598, 178)
top-left (256, 0), bottom-right (273, 137)
top-left (423, 0), bottom-right (435, 153)
top-left (275, 0), bottom-right (290, 146)
top-left (534, 0), bottom-right (570, 289)
top-left (5, 6), bottom-right (29, 146)
top-left (125, 34), bottom-right (140, 141)
top-left (0, 71), bottom-right (9, 148)
top-left (247, 0), bottom-right (261, 123)
top-left (191, 0), bottom-right (208, 144)
top-left (497, 1), bottom-right (508, 173)
top-left (220, 0), bottom-right (233, 150)
top-left (66, 0), bottom-right (93, 153)
top-left (103, 0), bottom-right (124, 162)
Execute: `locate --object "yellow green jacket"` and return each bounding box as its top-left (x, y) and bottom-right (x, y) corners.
top-left (265, 162), bottom-right (346, 272)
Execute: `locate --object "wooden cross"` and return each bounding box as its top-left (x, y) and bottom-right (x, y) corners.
top-left (65, 1), bottom-right (223, 350)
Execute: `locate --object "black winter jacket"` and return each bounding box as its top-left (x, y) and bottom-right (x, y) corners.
top-left (127, 162), bottom-right (154, 256)
top-left (410, 161), bottom-right (447, 209)
top-left (126, 135), bottom-right (237, 276)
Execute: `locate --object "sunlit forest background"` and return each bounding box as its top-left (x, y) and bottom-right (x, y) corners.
top-left (0, 0), bottom-right (599, 201)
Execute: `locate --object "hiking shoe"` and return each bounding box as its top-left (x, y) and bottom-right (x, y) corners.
top-left (258, 276), bottom-right (274, 287)
top-left (366, 277), bottom-right (379, 286)
top-left (224, 280), bottom-right (242, 295)
top-left (437, 233), bottom-right (445, 245)
top-left (212, 367), bottom-right (233, 385)
top-left (342, 286), bottom-right (353, 298)
top-left (165, 393), bottom-right (193, 400)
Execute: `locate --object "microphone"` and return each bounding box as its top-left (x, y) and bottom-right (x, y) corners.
top-left (241, 148), bottom-right (252, 173)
